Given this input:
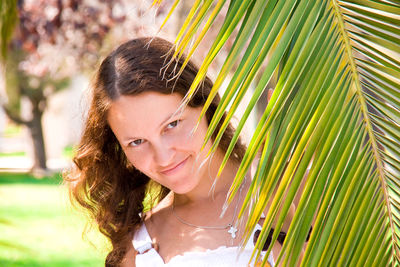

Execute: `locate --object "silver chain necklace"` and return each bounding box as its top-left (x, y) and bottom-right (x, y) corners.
top-left (171, 178), bottom-right (246, 239)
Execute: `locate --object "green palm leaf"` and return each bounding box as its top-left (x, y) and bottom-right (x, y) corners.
top-left (157, 0), bottom-right (400, 265)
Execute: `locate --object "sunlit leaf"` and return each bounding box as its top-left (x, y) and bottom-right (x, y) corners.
top-left (157, 0), bottom-right (400, 265)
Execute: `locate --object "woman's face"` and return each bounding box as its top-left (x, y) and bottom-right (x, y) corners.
top-left (107, 92), bottom-right (212, 194)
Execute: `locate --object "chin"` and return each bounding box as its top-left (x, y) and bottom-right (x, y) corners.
top-left (170, 184), bottom-right (194, 194)
top-left (169, 178), bottom-right (199, 194)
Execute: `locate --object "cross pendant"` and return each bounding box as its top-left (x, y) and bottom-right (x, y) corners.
top-left (228, 225), bottom-right (238, 239)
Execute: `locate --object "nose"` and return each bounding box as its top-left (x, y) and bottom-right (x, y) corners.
top-left (152, 140), bottom-right (175, 167)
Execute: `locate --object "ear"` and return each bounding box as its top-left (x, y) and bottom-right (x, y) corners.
top-left (267, 88), bottom-right (274, 102)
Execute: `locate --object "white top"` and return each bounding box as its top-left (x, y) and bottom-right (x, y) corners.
top-left (132, 223), bottom-right (275, 266)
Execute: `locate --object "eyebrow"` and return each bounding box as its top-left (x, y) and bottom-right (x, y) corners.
top-left (159, 112), bottom-right (177, 128)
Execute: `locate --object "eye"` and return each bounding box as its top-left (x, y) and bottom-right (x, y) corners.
top-left (166, 120), bottom-right (180, 129)
top-left (129, 139), bottom-right (144, 147)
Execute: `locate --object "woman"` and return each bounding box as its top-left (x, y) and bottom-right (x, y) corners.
top-left (65, 37), bottom-right (282, 266)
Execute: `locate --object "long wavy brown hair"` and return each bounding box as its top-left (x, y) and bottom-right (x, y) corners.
top-left (64, 37), bottom-right (246, 266)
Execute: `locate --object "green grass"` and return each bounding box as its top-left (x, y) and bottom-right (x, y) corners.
top-left (2, 124), bottom-right (22, 138)
top-left (0, 173), bottom-right (108, 267)
top-left (62, 145), bottom-right (76, 160)
top-left (0, 151), bottom-right (26, 158)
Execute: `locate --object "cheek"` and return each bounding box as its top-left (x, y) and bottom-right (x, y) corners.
top-left (125, 150), bottom-right (152, 174)
top-left (174, 123), bottom-right (207, 152)
top-left (191, 118), bottom-right (210, 149)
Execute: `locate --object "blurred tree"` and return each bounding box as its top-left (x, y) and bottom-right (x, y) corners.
top-left (1, 0), bottom-right (127, 171)
top-left (0, 0), bottom-right (17, 60)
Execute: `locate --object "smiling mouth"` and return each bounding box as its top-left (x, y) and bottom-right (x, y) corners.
top-left (160, 157), bottom-right (189, 176)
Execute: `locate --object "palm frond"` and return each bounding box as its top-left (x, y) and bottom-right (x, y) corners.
top-left (156, 0), bottom-right (400, 265)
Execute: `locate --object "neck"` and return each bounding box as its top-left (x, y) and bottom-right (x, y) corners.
top-left (169, 158), bottom-right (248, 241)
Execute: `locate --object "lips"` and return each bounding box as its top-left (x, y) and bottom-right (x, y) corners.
top-left (160, 157), bottom-right (189, 176)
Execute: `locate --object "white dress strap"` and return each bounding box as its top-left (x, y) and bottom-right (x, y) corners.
top-left (132, 223), bottom-right (274, 266)
top-left (132, 223), bottom-right (165, 266)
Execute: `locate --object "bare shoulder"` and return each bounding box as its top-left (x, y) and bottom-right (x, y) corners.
top-left (143, 192), bottom-right (173, 225)
top-left (148, 192), bottom-right (173, 213)
top-left (120, 243), bottom-right (137, 267)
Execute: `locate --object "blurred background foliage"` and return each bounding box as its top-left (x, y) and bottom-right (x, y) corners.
top-left (0, 0), bottom-right (17, 60)
top-left (2, 0), bottom-right (133, 171)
